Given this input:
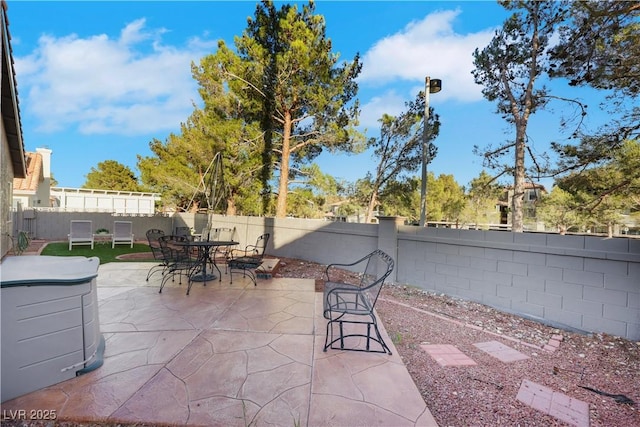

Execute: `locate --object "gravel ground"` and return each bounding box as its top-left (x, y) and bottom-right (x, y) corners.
top-left (377, 286), bottom-right (639, 427)
top-left (5, 253), bottom-right (638, 427)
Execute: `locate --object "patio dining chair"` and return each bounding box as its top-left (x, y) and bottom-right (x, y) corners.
top-left (158, 235), bottom-right (198, 294)
top-left (68, 220), bottom-right (94, 250)
top-left (323, 249), bottom-right (395, 354)
top-left (145, 228), bottom-right (166, 281)
top-left (175, 226), bottom-right (192, 241)
top-left (226, 233), bottom-right (269, 286)
top-left (209, 227), bottom-right (237, 268)
top-left (112, 221), bottom-right (134, 248)
top-left (195, 225), bottom-right (212, 242)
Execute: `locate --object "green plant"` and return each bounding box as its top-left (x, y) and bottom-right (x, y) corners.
top-left (5, 231), bottom-right (30, 255)
top-left (96, 228), bottom-right (110, 234)
top-left (391, 331), bottom-right (403, 345)
top-left (40, 242), bottom-right (151, 264)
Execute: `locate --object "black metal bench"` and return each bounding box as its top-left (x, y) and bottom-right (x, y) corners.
top-left (322, 249), bottom-right (395, 354)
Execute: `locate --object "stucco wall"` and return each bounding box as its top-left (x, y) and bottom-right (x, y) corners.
top-left (177, 213), bottom-right (379, 266)
top-left (1, 117), bottom-right (13, 258)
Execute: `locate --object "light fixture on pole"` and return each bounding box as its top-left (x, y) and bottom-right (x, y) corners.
top-left (419, 76), bottom-right (442, 227)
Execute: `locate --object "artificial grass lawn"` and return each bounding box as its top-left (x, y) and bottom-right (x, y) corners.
top-left (41, 242), bottom-right (152, 264)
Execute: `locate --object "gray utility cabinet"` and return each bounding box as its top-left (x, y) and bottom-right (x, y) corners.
top-left (1, 256), bottom-right (104, 402)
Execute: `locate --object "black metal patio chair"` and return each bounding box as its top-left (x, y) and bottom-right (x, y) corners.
top-left (158, 235), bottom-right (199, 294)
top-left (145, 228), bottom-right (166, 281)
top-left (208, 227), bottom-right (237, 271)
top-left (226, 233), bottom-right (270, 286)
top-left (175, 226), bottom-right (192, 241)
top-left (322, 249), bottom-right (395, 354)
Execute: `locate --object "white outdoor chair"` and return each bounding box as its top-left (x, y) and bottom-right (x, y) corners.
top-left (112, 221), bottom-right (134, 248)
top-left (68, 220), bottom-right (94, 250)
top-left (195, 226), bottom-right (211, 242)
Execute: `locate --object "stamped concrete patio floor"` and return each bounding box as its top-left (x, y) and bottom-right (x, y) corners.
top-left (2, 262), bottom-right (437, 427)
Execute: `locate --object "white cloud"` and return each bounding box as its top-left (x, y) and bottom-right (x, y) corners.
top-left (359, 9), bottom-right (496, 103)
top-left (14, 19), bottom-right (209, 136)
top-left (119, 19), bottom-right (153, 46)
top-left (358, 90), bottom-right (407, 131)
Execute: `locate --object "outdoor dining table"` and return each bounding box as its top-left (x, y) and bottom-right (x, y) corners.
top-left (175, 240), bottom-right (238, 282)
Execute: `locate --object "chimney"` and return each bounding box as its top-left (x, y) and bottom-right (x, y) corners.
top-left (35, 147), bottom-right (52, 179)
top-left (35, 147), bottom-right (52, 206)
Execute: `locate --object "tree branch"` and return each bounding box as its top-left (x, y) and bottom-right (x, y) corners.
top-left (485, 141), bottom-right (517, 159)
top-left (223, 70), bottom-right (266, 99)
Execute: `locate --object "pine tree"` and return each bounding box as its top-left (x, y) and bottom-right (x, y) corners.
top-left (472, 1), bottom-right (565, 232)
top-left (84, 160), bottom-right (140, 191)
top-left (206, 0), bottom-right (363, 217)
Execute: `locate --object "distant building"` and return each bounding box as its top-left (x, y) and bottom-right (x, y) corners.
top-left (325, 200), bottom-right (366, 223)
top-left (499, 183), bottom-right (547, 227)
top-left (11, 147), bottom-right (160, 214)
top-left (12, 148), bottom-right (52, 209)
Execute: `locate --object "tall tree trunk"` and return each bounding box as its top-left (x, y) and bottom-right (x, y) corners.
top-left (365, 191), bottom-right (378, 224)
top-left (512, 125), bottom-right (526, 232)
top-left (226, 196), bottom-right (236, 216)
top-left (275, 112), bottom-right (292, 218)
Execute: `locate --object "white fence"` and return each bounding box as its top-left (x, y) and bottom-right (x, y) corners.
top-left (50, 187), bottom-right (160, 215)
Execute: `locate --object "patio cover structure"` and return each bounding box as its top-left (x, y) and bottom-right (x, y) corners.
top-left (2, 262), bottom-right (437, 426)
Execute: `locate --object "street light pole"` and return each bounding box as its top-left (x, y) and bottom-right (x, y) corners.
top-left (419, 76), bottom-right (441, 227)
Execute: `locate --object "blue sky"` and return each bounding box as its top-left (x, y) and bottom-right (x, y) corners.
top-left (8, 1), bottom-right (614, 191)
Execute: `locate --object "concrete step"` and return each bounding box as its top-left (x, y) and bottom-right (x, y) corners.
top-left (256, 258), bottom-right (280, 279)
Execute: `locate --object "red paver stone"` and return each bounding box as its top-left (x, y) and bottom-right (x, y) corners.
top-left (474, 340), bottom-right (530, 363)
top-left (517, 379), bottom-right (589, 427)
top-left (420, 344), bottom-right (477, 367)
top-left (548, 338), bottom-right (561, 347)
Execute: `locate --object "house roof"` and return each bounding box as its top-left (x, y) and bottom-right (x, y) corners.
top-left (1, 0), bottom-right (26, 178)
top-left (13, 151), bottom-right (43, 193)
top-left (523, 182), bottom-right (546, 191)
top-left (504, 182), bottom-right (547, 192)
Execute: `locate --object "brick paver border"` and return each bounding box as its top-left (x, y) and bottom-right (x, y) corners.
top-left (420, 344), bottom-right (477, 367)
top-left (474, 340), bottom-right (530, 363)
top-left (517, 379), bottom-right (590, 427)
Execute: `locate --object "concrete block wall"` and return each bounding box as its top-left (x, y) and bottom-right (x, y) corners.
top-left (12, 210), bottom-right (639, 340)
top-left (396, 226), bottom-right (640, 341)
top-left (202, 214), bottom-right (639, 341)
